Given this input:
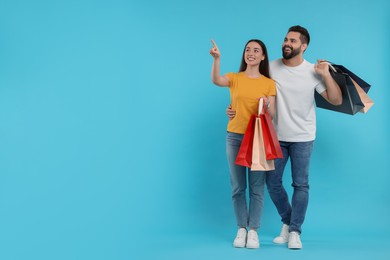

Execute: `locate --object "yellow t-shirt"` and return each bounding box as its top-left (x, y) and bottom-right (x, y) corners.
top-left (226, 72), bottom-right (276, 134)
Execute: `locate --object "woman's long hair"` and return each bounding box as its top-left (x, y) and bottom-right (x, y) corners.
top-left (238, 39), bottom-right (270, 78)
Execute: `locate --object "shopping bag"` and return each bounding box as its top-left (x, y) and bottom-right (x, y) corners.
top-left (235, 114), bottom-right (256, 167)
top-left (260, 102), bottom-right (283, 160)
top-left (251, 99), bottom-right (275, 171)
top-left (315, 63), bottom-right (365, 115)
top-left (331, 64), bottom-right (371, 93)
top-left (350, 78), bottom-right (374, 113)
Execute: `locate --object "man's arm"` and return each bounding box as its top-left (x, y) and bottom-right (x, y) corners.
top-left (226, 96), bottom-right (275, 120)
top-left (315, 60), bottom-right (342, 105)
top-left (226, 105), bottom-right (236, 120)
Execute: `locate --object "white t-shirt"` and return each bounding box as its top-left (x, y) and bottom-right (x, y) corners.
top-left (270, 59), bottom-right (326, 142)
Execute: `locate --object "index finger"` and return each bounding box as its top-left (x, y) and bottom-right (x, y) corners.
top-left (211, 39), bottom-right (218, 48)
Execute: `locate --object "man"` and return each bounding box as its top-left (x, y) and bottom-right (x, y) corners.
top-left (227, 25), bottom-right (342, 249)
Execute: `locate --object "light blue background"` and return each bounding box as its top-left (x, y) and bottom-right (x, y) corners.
top-left (0, 0), bottom-right (389, 259)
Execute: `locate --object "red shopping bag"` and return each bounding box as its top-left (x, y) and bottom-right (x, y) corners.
top-left (251, 99), bottom-right (275, 171)
top-left (251, 114), bottom-right (275, 171)
top-left (260, 102), bottom-right (283, 160)
top-left (235, 114), bottom-right (256, 167)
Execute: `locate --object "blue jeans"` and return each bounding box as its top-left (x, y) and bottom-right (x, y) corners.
top-left (266, 141), bottom-right (314, 234)
top-left (226, 132), bottom-right (266, 229)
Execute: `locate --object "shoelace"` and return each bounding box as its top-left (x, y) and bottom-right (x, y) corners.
top-left (236, 230), bottom-right (247, 239)
top-left (290, 233), bottom-right (299, 243)
top-left (248, 231), bottom-right (258, 241)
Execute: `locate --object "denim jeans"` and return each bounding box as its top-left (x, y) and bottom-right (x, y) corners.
top-left (266, 141), bottom-right (314, 234)
top-left (226, 132), bottom-right (266, 229)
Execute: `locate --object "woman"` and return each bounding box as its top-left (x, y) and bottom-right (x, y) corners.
top-left (210, 39), bottom-right (276, 249)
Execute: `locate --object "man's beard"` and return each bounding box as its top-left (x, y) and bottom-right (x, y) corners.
top-left (282, 46), bottom-right (300, 59)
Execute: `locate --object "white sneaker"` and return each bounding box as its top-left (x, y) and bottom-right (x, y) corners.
top-left (288, 231), bottom-right (302, 249)
top-left (273, 224), bottom-right (289, 244)
top-left (246, 230), bottom-right (260, 249)
top-left (233, 228), bottom-right (247, 248)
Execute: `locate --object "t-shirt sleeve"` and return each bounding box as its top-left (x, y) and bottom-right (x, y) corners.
top-left (313, 71), bottom-right (327, 94)
top-left (225, 72), bottom-right (236, 88)
top-left (315, 79), bottom-right (327, 94)
top-left (268, 80), bottom-right (277, 96)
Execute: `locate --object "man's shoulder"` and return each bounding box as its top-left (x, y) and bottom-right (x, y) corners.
top-left (269, 59), bottom-right (282, 74)
top-left (302, 59), bottom-right (315, 68)
top-left (270, 59), bottom-right (314, 67)
top-left (270, 59), bottom-right (282, 66)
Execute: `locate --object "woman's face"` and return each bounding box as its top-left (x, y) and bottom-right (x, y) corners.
top-left (244, 41), bottom-right (264, 66)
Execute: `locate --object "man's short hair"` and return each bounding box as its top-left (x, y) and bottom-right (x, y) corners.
top-left (288, 25), bottom-right (310, 45)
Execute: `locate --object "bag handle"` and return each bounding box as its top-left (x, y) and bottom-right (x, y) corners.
top-left (319, 60), bottom-right (337, 73)
top-left (258, 98), bottom-right (264, 115)
top-left (328, 62), bottom-right (337, 73)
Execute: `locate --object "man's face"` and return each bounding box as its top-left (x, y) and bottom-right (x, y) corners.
top-left (282, 32), bottom-right (306, 59)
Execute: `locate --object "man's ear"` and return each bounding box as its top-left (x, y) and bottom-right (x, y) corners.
top-left (301, 43), bottom-right (308, 53)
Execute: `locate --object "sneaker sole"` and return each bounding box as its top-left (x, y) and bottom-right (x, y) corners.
top-left (288, 244), bottom-right (302, 249)
top-left (273, 241), bottom-right (288, 244)
top-left (233, 243), bottom-right (246, 248)
top-left (273, 239), bottom-right (288, 244)
top-left (246, 244), bottom-right (259, 249)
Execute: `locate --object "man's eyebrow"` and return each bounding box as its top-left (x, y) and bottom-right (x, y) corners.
top-left (285, 37), bottom-right (297, 41)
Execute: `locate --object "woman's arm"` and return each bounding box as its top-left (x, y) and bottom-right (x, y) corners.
top-left (210, 39), bottom-right (230, 87)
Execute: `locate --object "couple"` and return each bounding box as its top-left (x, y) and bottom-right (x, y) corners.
top-left (210, 25), bottom-right (342, 250)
